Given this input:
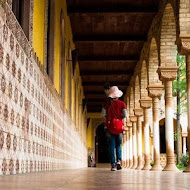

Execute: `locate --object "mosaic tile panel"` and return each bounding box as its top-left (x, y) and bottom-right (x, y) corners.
top-left (0, 6), bottom-right (87, 175)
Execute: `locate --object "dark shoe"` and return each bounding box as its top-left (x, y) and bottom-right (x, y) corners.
top-left (111, 164), bottom-right (117, 171)
top-left (116, 162), bottom-right (122, 170)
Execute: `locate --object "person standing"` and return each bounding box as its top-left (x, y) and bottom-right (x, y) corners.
top-left (102, 86), bottom-right (127, 171)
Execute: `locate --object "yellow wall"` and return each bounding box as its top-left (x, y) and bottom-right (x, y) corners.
top-left (33, 0), bottom-right (87, 139)
top-left (65, 63), bottom-right (69, 109)
top-left (33, 0), bottom-right (46, 64)
top-left (87, 119), bottom-right (93, 148)
top-left (71, 78), bottom-right (75, 121)
top-left (54, 0), bottom-right (75, 95)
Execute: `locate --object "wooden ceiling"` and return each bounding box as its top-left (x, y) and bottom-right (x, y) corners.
top-left (66, 0), bottom-right (159, 112)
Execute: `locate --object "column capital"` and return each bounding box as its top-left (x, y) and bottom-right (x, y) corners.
top-left (176, 35), bottom-right (190, 55)
top-left (139, 98), bottom-right (152, 109)
top-left (126, 120), bottom-right (132, 127)
top-left (133, 108), bottom-right (143, 116)
top-left (147, 83), bottom-right (164, 98)
top-left (130, 115), bottom-right (137, 122)
top-left (157, 66), bottom-right (178, 82)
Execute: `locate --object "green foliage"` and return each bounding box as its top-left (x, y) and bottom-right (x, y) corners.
top-left (150, 161), bottom-right (154, 166)
top-left (174, 133), bottom-right (178, 141)
top-left (176, 164), bottom-right (186, 171)
top-left (173, 53), bottom-right (187, 113)
top-left (179, 154), bottom-right (189, 167)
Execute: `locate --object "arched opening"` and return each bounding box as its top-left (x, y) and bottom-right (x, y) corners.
top-left (60, 9), bottom-right (66, 102)
top-left (46, 0), bottom-right (55, 81)
top-left (148, 38), bottom-right (160, 84)
top-left (159, 118), bottom-right (183, 154)
top-left (95, 124), bottom-right (110, 163)
top-left (160, 4), bottom-right (177, 67)
top-left (159, 118), bottom-right (166, 153)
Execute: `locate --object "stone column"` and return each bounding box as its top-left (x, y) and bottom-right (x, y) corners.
top-left (147, 83), bottom-right (164, 171)
top-left (126, 127), bottom-right (130, 168)
top-left (140, 98), bottom-right (152, 170)
top-left (127, 121), bottom-right (133, 168)
top-left (158, 66), bottom-right (178, 171)
top-left (134, 108), bottom-right (144, 170)
top-left (130, 116), bottom-right (138, 169)
top-left (122, 136), bottom-right (126, 167)
top-left (182, 133), bottom-right (187, 156)
top-left (185, 54), bottom-right (190, 172)
top-left (182, 132), bottom-right (187, 155)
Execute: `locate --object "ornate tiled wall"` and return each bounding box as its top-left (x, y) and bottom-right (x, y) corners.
top-left (0, 3), bottom-right (87, 175)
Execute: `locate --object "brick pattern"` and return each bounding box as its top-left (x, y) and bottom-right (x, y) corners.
top-left (134, 76), bottom-right (140, 108)
top-left (179, 0), bottom-right (190, 35)
top-left (140, 61), bottom-right (148, 99)
top-left (0, 7), bottom-right (87, 176)
top-left (160, 4), bottom-right (177, 67)
top-left (148, 38), bottom-right (159, 84)
top-left (130, 1), bottom-right (179, 96)
top-left (127, 96), bottom-right (130, 113)
top-left (129, 87), bottom-right (134, 115)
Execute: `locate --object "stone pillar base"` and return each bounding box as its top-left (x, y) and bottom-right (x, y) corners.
top-left (136, 163), bottom-right (144, 170)
top-left (184, 164), bottom-right (190, 172)
top-left (129, 159), bottom-right (133, 169)
top-left (122, 161), bottom-right (126, 168)
top-left (142, 164), bottom-right (151, 170)
top-left (150, 164), bottom-right (163, 171)
top-left (131, 158), bottom-right (137, 169)
top-left (136, 157), bottom-right (143, 170)
top-left (163, 163), bottom-right (179, 171)
top-left (126, 160), bottom-right (129, 168)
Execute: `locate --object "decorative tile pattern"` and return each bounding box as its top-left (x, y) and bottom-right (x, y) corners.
top-left (0, 4), bottom-right (87, 175)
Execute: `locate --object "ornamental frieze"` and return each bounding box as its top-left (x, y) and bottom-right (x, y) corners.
top-left (133, 108), bottom-right (143, 116)
top-left (130, 115), bottom-right (137, 122)
top-left (177, 36), bottom-right (190, 55)
top-left (157, 66), bottom-right (178, 81)
top-left (139, 98), bottom-right (152, 109)
top-left (147, 83), bottom-right (164, 98)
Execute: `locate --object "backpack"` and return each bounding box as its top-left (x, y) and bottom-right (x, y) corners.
top-left (106, 102), bottom-right (124, 135)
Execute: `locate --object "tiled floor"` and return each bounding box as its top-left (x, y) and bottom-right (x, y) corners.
top-left (0, 165), bottom-right (190, 190)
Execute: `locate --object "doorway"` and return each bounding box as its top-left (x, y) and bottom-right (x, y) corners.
top-left (159, 119), bottom-right (166, 153)
top-left (95, 124), bottom-right (110, 163)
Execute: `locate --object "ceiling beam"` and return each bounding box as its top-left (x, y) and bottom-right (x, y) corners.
top-left (87, 108), bottom-right (103, 113)
top-left (86, 99), bottom-right (105, 103)
top-left (79, 60), bottom-right (138, 63)
top-left (82, 81), bottom-right (129, 86)
top-left (78, 56), bottom-right (139, 61)
top-left (68, 7), bottom-right (158, 14)
top-left (84, 91), bottom-right (104, 95)
top-left (86, 98), bottom-right (124, 104)
top-left (84, 90), bottom-right (125, 95)
top-left (73, 35), bottom-right (146, 42)
top-left (80, 70), bottom-right (133, 76)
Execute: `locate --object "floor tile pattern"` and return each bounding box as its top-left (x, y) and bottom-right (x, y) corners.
top-left (0, 166), bottom-right (189, 190)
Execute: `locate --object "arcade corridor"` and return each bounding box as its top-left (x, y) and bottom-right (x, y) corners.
top-left (1, 0), bottom-right (190, 188)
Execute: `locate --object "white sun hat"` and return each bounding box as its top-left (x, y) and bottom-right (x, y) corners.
top-left (108, 86), bottom-right (123, 98)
